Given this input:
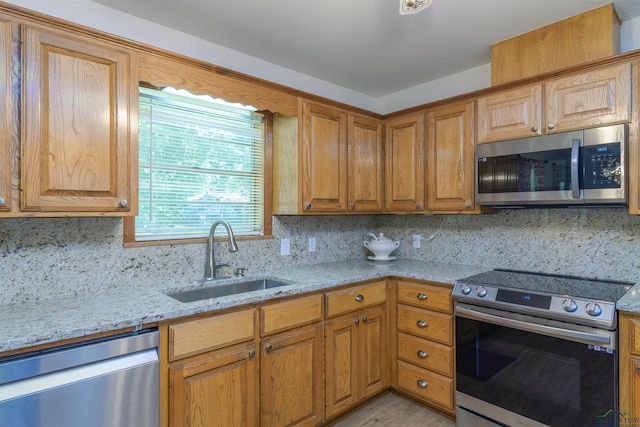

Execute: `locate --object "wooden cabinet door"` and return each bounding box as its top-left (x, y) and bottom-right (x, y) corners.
top-left (477, 84), bottom-right (542, 143)
top-left (348, 114), bottom-right (383, 212)
top-left (359, 304), bottom-right (388, 399)
top-left (261, 322), bottom-right (323, 427)
top-left (325, 304), bottom-right (388, 420)
top-left (0, 20), bottom-right (11, 212)
top-left (21, 26), bottom-right (134, 214)
top-left (426, 100), bottom-right (476, 212)
top-left (545, 63), bottom-right (631, 133)
top-left (169, 341), bottom-right (258, 427)
top-left (384, 113), bottom-right (424, 212)
top-left (325, 313), bottom-right (358, 419)
top-left (301, 101), bottom-right (347, 212)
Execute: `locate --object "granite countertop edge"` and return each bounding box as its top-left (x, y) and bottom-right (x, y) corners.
top-left (3, 259), bottom-right (640, 354)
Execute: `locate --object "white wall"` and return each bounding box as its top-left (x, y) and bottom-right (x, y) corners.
top-left (6, 1), bottom-right (640, 114)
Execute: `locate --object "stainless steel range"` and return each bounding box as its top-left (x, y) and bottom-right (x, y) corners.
top-left (452, 269), bottom-right (633, 427)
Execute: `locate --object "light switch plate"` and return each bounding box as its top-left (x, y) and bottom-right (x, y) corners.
top-left (309, 237), bottom-right (316, 252)
top-left (281, 238), bottom-right (290, 256)
top-left (413, 234), bottom-right (421, 249)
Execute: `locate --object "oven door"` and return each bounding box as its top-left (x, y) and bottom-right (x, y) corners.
top-left (455, 303), bottom-right (618, 427)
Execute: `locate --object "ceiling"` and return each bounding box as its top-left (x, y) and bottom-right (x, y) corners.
top-left (91, 0), bottom-right (640, 98)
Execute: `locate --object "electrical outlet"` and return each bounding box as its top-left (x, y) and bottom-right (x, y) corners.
top-left (309, 237), bottom-right (316, 252)
top-left (280, 238), bottom-right (290, 256)
top-left (413, 234), bottom-right (421, 249)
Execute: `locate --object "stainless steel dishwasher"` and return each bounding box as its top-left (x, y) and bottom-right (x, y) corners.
top-left (0, 328), bottom-right (159, 427)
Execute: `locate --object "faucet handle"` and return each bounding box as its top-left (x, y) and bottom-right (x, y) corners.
top-left (235, 267), bottom-right (247, 277)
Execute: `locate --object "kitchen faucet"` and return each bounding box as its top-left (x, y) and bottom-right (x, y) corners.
top-left (204, 219), bottom-right (238, 280)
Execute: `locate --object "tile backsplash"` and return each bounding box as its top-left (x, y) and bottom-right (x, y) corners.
top-left (2, 208), bottom-right (640, 304)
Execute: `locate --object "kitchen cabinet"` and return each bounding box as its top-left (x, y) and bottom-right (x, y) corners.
top-left (260, 294), bottom-right (324, 427)
top-left (301, 100), bottom-right (348, 212)
top-left (384, 112), bottom-right (425, 212)
top-left (166, 309), bottom-right (258, 427)
top-left (324, 280), bottom-right (388, 419)
top-left (425, 99), bottom-right (477, 212)
top-left (275, 102), bottom-right (383, 214)
top-left (618, 312), bottom-right (640, 419)
top-left (0, 19), bottom-right (11, 212)
top-left (347, 114), bottom-right (383, 212)
top-left (393, 279), bottom-right (455, 415)
top-left (477, 63), bottom-right (630, 143)
top-left (20, 25), bottom-right (135, 215)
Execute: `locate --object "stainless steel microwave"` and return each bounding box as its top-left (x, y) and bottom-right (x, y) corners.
top-left (476, 124), bottom-right (628, 207)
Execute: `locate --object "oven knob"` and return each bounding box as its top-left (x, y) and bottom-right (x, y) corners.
top-left (586, 302), bottom-right (603, 317)
top-left (562, 299), bottom-right (578, 313)
top-left (476, 286), bottom-right (488, 297)
top-left (460, 284), bottom-right (471, 295)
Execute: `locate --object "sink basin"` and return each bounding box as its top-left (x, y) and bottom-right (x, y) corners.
top-left (166, 279), bottom-right (290, 303)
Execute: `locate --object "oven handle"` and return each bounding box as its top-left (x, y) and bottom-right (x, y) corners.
top-left (455, 305), bottom-right (612, 347)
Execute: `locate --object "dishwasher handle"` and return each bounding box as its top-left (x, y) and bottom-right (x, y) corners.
top-left (0, 349), bottom-right (158, 402)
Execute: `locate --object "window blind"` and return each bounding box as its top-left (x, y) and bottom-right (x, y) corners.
top-left (137, 87), bottom-right (265, 240)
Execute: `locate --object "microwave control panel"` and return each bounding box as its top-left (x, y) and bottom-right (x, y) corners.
top-left (582, 142), bottom-right (621, 189)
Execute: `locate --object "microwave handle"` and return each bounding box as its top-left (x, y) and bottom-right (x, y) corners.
top-left (571, 138), bottom-right (580, 199)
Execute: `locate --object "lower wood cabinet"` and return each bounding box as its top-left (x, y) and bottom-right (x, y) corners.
top-left (325, 304), bottom-right (388, 419)
top-left (261, 322), bottom-right (323, 427)
top-left (168, 341), bottom-right (258, 427)
top-left (619, 312), bottom-right (640, 420)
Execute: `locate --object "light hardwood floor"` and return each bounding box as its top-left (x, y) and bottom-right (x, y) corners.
top-left (331, 392), bottom-right (456, 426)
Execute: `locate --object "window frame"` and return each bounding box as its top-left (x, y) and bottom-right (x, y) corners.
top-left (124, 92), bottom-right (273, 247)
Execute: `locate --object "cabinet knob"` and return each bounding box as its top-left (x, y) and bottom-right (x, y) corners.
top-left (464, 201), bottom-right (471, 209)
top-left (351, 204), bottom-right (355, 209)
top-left (265, 344), bottom-right (273, 352)
top-left (354, 318), bottom-right (360, 325)
top-left (305, 203), bottom-right (312, 210)
top-left (361, 315), bottom-right (367, 322)
top-left (417, 350), bottom-right (428, 358)
top-left (548, 123), bottom-right (555, 130)
top-left (119, 200), bottom-right (128, 208)
top-left (355, 294), bottom-right (364, 302)
top-left (416, 320), bottom-right (428, 328)
top-left (416, 203), bottom-right (421, 209)
top-left (417, 293), bottom-right (428, 301)
top-left (248, 350), bottom-right (256, 358)
top-left (417, 380), bottom-right (429, 388)
top-left (0, 197), bottom-right (4, 205)
top-left (530, 126), bottom-right (538, 133)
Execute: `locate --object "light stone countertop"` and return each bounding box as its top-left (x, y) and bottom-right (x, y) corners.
top-left (3, 259), bottom-right (640, 354)
top-left (0, 259), bottom-right (490, 354)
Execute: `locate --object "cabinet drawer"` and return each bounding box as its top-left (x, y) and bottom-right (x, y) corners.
top-left (169, 308), bottom-right (255, 361)
top-left (397, 332), bottom-right (453, 377)
top-left (397, 304), bottom-right (452, 345)
top-left (396, 280), bottom-right (452, 313)
top-left (261, 294), bottom-right (323, 336)
top-left (326, 280), bottom-right (387, 318)
top-left (396, 360), bottom-right (454, 411)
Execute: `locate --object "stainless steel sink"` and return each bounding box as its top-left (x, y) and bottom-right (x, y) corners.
top-left (166, 279), bottom-right (290, 303)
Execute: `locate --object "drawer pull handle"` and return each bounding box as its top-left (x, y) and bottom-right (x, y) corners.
top-left (355, 294), bottom-right (364, 302)
top-left (417, 320), bottom-right (428, 328)
top-left (265, 344), bottom-right (273, 352)
top-left (417, 293), bottom-right (428, 300)
top-left (417, 350), bottom-right (428, 358)
top-left (249, 350), bottom-right (256, 358)
top-left (417, 380), bottom-right (428, 388)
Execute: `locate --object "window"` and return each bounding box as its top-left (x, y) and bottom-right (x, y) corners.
top-left (126, 86), bottom-right (270, 244)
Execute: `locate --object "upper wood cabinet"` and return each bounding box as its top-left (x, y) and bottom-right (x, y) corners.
top-left (301, 100), bottom-right (348, 212)
top-left (478, 63), bottom-right (631, 143)
top-left (426, 100), bottom-right (477, 212)
top-left (384, 112), bottom-right (425, 212)
top-left (348, 114), bottom-right (383, 212)
top-left (477, 84), bottom-right (542, 143)
top-left (0, 20), bottom-right (11, 212)
top-left (20, 26), bottom-right (135, 215)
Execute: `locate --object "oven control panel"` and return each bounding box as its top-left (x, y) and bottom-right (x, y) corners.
top-left (452, 283), bottom-right (616, 326)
